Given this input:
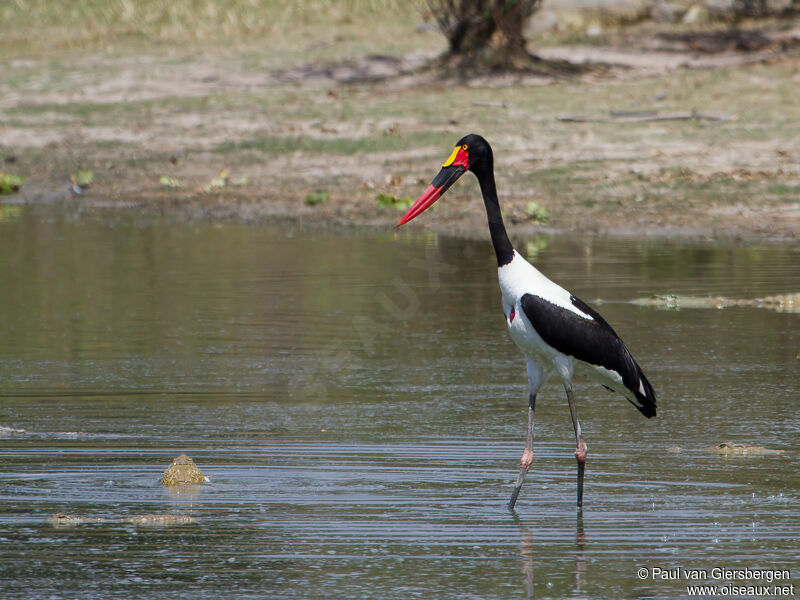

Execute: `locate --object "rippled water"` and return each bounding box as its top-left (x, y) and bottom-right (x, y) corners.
top-left (1, 207), bottom-right (797, 599)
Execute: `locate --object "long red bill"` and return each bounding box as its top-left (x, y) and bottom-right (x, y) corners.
top-left (396, 165), bottom-right (466, 227)
top-left (397, 184), bottom-right (441, 226)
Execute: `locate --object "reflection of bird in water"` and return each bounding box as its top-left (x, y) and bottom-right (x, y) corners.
top-left (513, 513), bottom-right (535, 599)
top-left (512, 513), bottom-right (587, 599)
top-left (575, 513), bottom-right (586, 593)
top-left (398, 134), bottom-right (657, 508)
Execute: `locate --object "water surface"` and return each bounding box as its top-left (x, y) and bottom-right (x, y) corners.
top-left (1, 207), bottom-right (797, 599)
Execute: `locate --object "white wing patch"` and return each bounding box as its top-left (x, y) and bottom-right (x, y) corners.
top-left (578, 361), bottom-right (646, 406)
top-left (589, 364), bottom-right (624, 386)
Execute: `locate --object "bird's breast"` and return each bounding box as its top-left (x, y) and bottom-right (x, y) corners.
top-left (504, 296), bottom-right (554, 359)
top-left (498, 251), bottom-right (563, 359)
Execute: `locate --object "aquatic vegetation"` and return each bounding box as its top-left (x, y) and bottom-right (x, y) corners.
top-left (49, 514), bottom-right (105, 526)
top-left (0, 424), bottom-right (26, 436)
top-left (49, 513), bottom-right (197, 527)
top-left (709, 442), bottom-right (785, 456)
top-left (630, 293), bottom-right (800, 314)
top-left (122, 514), bottom-right (198, 526)
top-left (669, 443), bottom-right (785, 455)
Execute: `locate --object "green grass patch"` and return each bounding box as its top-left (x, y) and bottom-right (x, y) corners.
top-left (7, 94), bottom-right (239, 120)
top-left (7, 101), bottom-right (123, 118)
top-left (376, 193), bottom-right (412, 210)
top-left (0, 172), bottom-right (25, 194)
top-left (525, 201), bottom-right (548, 223)
top-left (305, 190), bottom-right (330, 206)
top-left (768, 183), bottom-right (800, 197)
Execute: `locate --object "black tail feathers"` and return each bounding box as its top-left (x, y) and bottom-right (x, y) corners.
top-left (632, 369), bottom-right (657, 418)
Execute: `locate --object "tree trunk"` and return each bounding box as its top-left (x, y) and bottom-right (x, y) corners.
top-left (732, 0), bottom-right (770, 17)
top-left (428, 0), bottom-right (543, 71)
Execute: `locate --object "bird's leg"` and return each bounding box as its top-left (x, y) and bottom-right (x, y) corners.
top-left (565, 383), bottom-right (587, 508)
top-left (508, 393), bottom-right (536, 510)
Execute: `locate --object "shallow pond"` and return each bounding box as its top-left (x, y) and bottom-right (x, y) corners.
top-left (1, 207), bottom-right (797, 599)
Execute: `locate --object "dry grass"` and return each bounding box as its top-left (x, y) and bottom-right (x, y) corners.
top-left (2, 0), bottom-right (427, 53)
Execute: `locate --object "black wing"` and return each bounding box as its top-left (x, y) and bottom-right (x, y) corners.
top-left (520, 293), bottom-right (657, 418)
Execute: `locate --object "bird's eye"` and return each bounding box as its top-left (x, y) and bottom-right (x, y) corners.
top-left (461, 144), bottom-right (468, 151)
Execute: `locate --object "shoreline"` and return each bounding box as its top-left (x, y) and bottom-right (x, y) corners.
top-left (9, 182), bottom-right (798, 244)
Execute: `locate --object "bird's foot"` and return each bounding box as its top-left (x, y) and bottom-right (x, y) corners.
top-left (575, 440), bottom-right (588, 463)
top-left (520, 448), bottom-right (534, 470)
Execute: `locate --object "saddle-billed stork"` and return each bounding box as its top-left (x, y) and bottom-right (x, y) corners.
top-left (397, 134), bottom-right (657, 509)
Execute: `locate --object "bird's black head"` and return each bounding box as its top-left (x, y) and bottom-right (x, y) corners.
top-left (454, 133), bottom-right (493, 175)
top-left (397, 133), bottom-right (494, 226)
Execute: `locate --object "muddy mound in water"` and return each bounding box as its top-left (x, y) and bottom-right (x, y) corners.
top-left (161, 454), bottom-right (209, 486)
